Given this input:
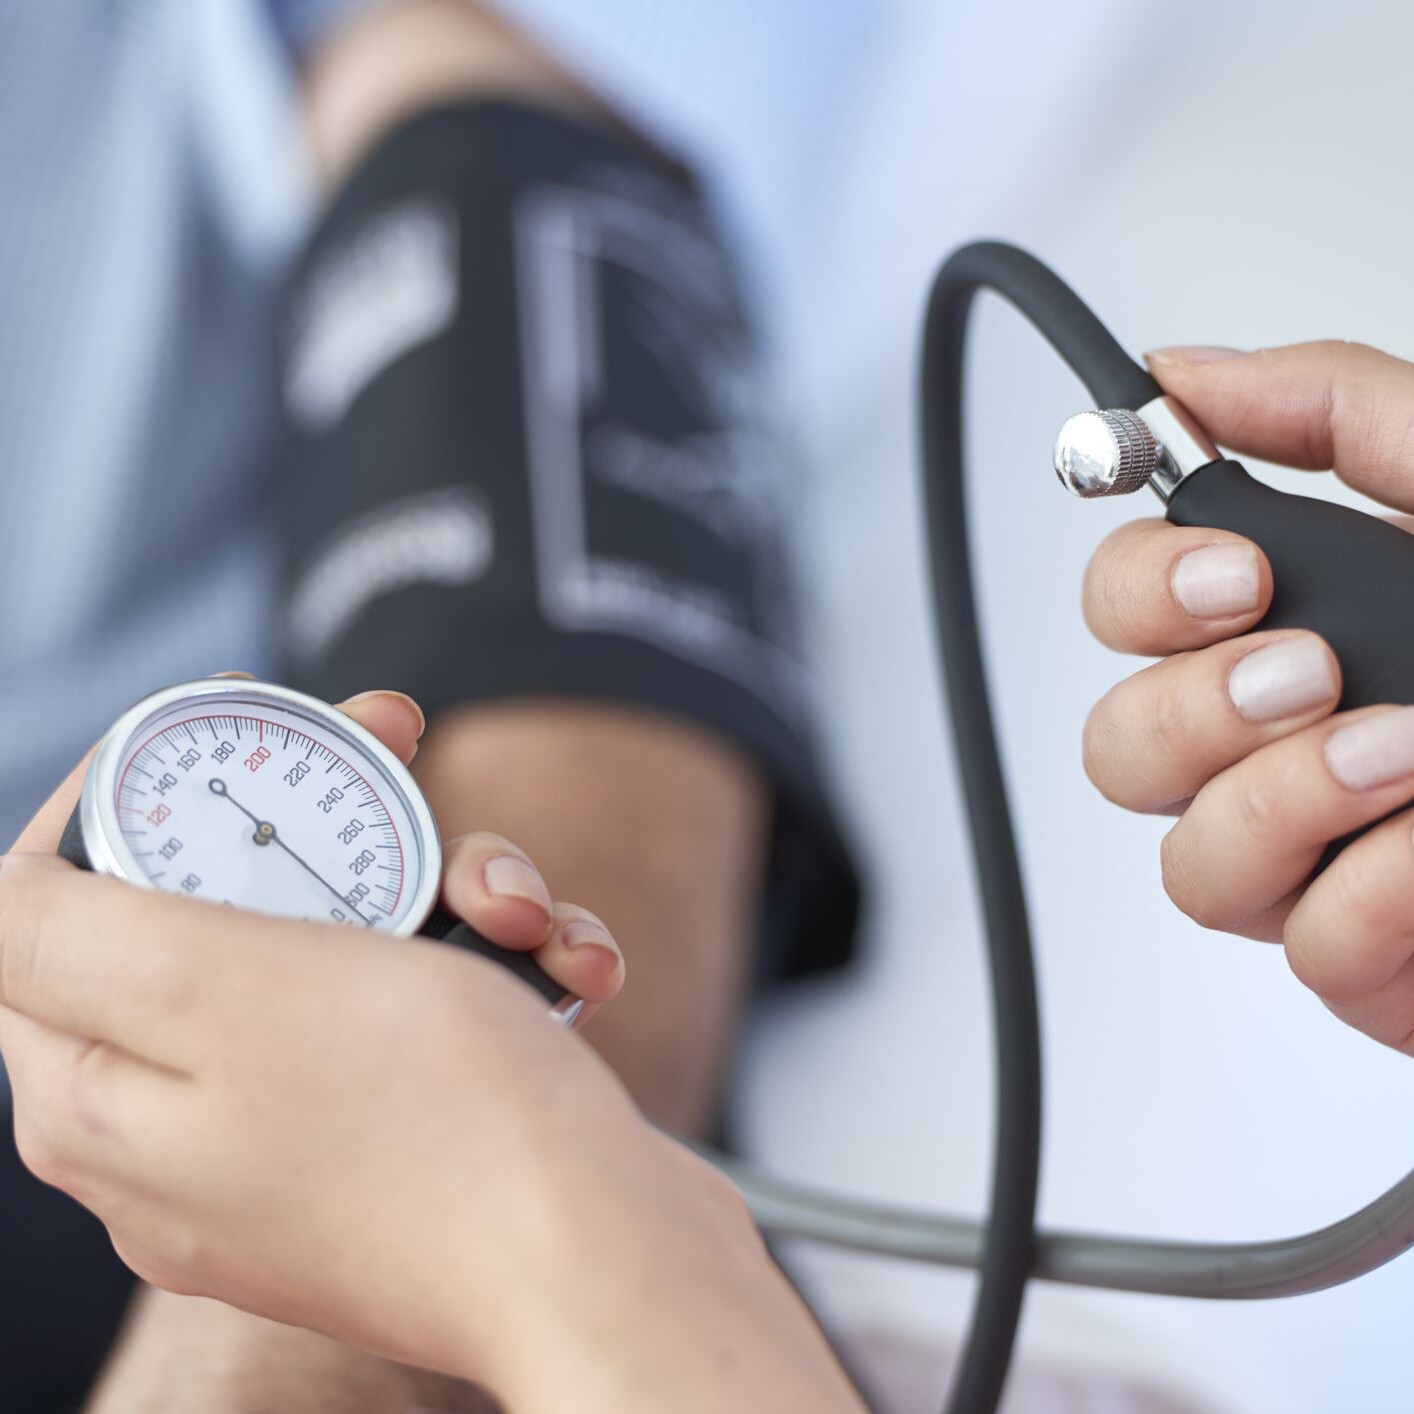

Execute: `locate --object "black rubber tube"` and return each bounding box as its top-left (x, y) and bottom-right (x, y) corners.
top-left (919, 241), bottom-right (1157, 1413)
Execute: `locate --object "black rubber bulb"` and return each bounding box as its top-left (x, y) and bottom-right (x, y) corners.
top-left (1167, 461), bottom-right (1414, 709)
top-left (1166, 458), bottom-right (1414, 859)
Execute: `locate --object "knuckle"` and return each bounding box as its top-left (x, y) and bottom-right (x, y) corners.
top-left (554, 900), bottom-right (608, 932)
top-left (1312, 337), bottom-right (1368, 362)
top-left (693, 1151), bottom-right (758, 1232)
top-left (1289, 848), bottom-right (1399, 1004)
top-left (1316, 342), bottom-right (1390, 468)
top-left (1159, 824), bottom-right (1222, 930)
top-left (1282, 923), bottom-right (1332, 999)
top-left (1158, 827), bottom-right (1194, 915)
top-left (1082, 686), bottom-right (1159, 808)
top-left (1083, 532), bottom-right (1144, 644)
top-left (1229, 766), bottom-right (1287, 847)
top-left (110, 1238), bottom-right (165, 1292)
top-left (13, 1110), bottom-right (64, 1186)
top-left (70, 1041), bottom-right (122, 1136)
top-left (1084, 666), bottom-right (1207, 812)
top-left (1091, 576), bottom-right (1147, 651)
top-left (1282, 910), bottom-right (1368, 1012)
top-left (1110, 598), bottom-right (1153, 653)
top-left (118, 1224), bottom-right (208, 1298)
top-left (1081, 697), bottom-right (1121, 800)
top-left (462, 831), bottom-right (527, 861)
top-left (1327, 846), bottom-right (1388, 939)
top-left (443, 833), bottom-right (541, 893)
top-left (1279, 894), bottom-right (1329, 997)
top-left (438, 837), bottom-right (481, 885)
top-left (1146, 670), bottom-right (1199, 776)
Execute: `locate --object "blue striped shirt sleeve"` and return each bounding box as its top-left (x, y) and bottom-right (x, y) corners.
top-left (260, 0), bottom-right (376, 62)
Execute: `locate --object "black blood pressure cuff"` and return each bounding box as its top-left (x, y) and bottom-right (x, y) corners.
top-left (275, 102), bottom-right (859, 982)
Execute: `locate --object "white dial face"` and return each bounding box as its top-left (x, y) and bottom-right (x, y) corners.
top-left (96, 687), bottom-right (434, 934)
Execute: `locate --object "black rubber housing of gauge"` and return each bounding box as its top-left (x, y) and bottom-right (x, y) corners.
top-left (56, 804), bottom-right (568, 1008)
top-left (419, 902), bottom-right (567, 1006)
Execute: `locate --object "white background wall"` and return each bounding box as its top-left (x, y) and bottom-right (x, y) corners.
top-left (738, 3), bottom-right (1414, 1410)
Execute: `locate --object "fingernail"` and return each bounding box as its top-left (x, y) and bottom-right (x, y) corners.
top-left (346, 690), bottom-right (426, 740)
top-left (1145, 345), bottom-right (1246, 368)
top-left (562, 919), bottom-right (618, 957)
top-left (1228, 638), bottom-right (1337, 724)
top-left (1326, 707), bottom-right (1414, 791)
top-left (1172, 543), bottom-right (1260, 619)
top-left (483, 855), bottom-right (553, 917)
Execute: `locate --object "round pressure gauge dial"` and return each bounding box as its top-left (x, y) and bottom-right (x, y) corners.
top-left (63, 678), bottom-right (573, 1015)
top-left (76, 679), bottom-right (437, 933)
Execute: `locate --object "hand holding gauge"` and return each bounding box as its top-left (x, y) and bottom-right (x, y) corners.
top-left (0, 682), bottom-right (640, 1396)
top-left (56, 677), bottom-right (580, 1021)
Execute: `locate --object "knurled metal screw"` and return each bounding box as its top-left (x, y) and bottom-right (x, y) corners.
top-left (1053, 409), bottom-right (1159, 498)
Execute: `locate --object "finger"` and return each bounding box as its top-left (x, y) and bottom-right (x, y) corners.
top-left (1282, 805), bottom-right (1414, 1052)
top-left (534, 902), bottom-right (626, 1025)
top-left (337, 690), bottom-right (426, 767)
top-left (1162, 704), bottom-right (1414, 936)
top-left (1084, 629), bottom-right (1341, 813)
top-left (1083, 519), bottom-right (1273, 655)
top-left (1146, 341), bottom-right (1414, 512)
top-left (439, 832), bottom-right (557, 950)
top-left (438, 837), bottom-right (625, 1016)
top-left (0, 855), bottom-right (298, 1063)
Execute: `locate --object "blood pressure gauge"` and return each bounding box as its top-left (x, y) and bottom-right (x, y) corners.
top-left (59, 678), bottom-right (576, 1021)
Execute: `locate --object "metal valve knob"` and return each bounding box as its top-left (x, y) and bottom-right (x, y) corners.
top-left (1053, 409), bottom-right (1159, 498)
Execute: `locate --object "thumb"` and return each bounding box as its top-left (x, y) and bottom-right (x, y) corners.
top-left (1145, 340), bottom-right (1414, 513)
top-left (336, 689), bottom-right (426, 766)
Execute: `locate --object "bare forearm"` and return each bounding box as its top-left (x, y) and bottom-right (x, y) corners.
top-left (416, 701), bottom-right (767, 1133)
top-left (85, 1290), bottom-right (488, 1414)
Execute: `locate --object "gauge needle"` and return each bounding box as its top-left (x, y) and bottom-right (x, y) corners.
top-left (208, 778), bottom-right (372, 924)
